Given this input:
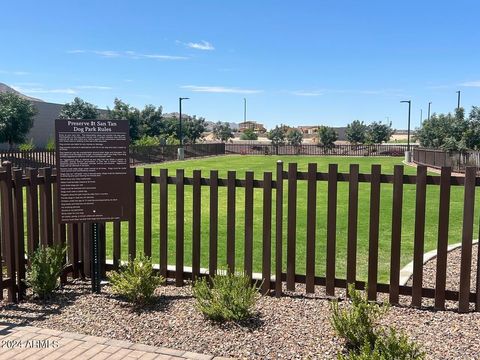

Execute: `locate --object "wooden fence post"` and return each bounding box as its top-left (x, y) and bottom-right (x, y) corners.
top-left (326, 164), bottom-right (338, 296)
top-left (275, 160), bottom-right (283, 297)
top-left (306, 163), bottom-right (317, 294)
top-left (1, 161), bottom-right (16, 302)
top-left (287, 163), bottom-right (297, 291)
top-left (176, 169), bottom-right (184, 286)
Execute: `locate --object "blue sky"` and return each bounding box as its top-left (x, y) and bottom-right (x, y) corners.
top-left (1, 0), bottom-right (479, 129)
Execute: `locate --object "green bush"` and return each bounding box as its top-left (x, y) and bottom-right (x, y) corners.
top-left (338, 329), bottom-right (425, 360)
top-left (45, 137), bottom-right (55, 151)
top-left (25, 245), bottom-right (66, 299)
top-left (374, 328), bottom-right (425, 360)
top-left (332, 284), bottom-right (424, 360)
top-left (330, 285), bottom-right (387, 350)
top-left (108, 254), bottom-right (163, 305)
top-left (19, 138), bottom-right (35, 151)
top-left (192, 272), bottom-right (260, 322)
top-left (133, 135), bottom-right (161, 146)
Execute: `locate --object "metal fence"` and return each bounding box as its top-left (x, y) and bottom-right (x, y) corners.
top-left (225, 143), bottom-right (413, 156)
top-left (413, 148), bottom-right (480, 172)
top-left (1, 161), bottom-right (478, 313)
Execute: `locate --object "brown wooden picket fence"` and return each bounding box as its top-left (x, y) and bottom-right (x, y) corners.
top-left (0, 161), bottom-right (479, 313)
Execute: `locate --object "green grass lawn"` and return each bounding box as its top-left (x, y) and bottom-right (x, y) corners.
top-left (105, 155), bottom-right (480, 284)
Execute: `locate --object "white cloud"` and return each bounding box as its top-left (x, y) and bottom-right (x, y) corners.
top-left (67, 50), bottom-right (188, 60)
top-left (186, 40), bottom-right (215, 51)
top-left (459, 81), bottom-right (480, 87)
top-left (181, 85), bottom-right (262, 94)
top-left (12, 86), bottom-right (77, 95)
top-left (291, 90), bottom-right (323, 96)
top-left (75, 85), bottom-right (113, 90)
top-left (0, 70), bottom-right (29, 76)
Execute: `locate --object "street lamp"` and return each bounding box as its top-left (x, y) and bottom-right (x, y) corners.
top-left (428, 102), bottom-right (432, 121)
top-left (243, 98), bottom-right (247, 123)
top-left (178, 97), bottom-right (190, 160)
top-left (456, 91), bottom-right (461, 110)
top-left (400, 100), bottom-right (412, 161)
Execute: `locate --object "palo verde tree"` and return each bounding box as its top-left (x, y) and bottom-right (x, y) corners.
top-left (0, 92), bottom-right (37, 149)
top-left (346, 120), bottom-right (368, 144)
top-left (140, 104), bottom-right (164, 137)
top-left (107, 98), bottom-right (141, 142)
top-left (240, 128), bottom-right (258, 140)
top-left (267, 125), bottom-right (287, 155)
top-left (317, 125), bottom-right (338, 149)
top-left (59, 97), bottom-right (100, 120)
top-left (287, 128), bottom-right (303, 146)
top-left (366, 121), bottom-right (394, 144)
top-left (212, 122), bottom-right (234, 142)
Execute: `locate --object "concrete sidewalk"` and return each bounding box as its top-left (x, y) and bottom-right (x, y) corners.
top-left (0, 322), bottom-right (229, 360)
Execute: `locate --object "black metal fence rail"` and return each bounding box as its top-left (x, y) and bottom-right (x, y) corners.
top-left (225, 144), bottom-right (414, 156)
top-left (0, 150), bottom-right (55, 170)
top-left (413, 148), bottom-right (480, 173)
top-left (129, 143), bottom-right (226, 165)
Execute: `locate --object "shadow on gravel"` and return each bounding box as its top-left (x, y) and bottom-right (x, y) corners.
top-left (111, 293), bottom-right (194, 314)
top-left (0, 280), bottom-right (88, 326)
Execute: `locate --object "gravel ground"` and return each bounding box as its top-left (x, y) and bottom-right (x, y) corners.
top-left (1, 247), bottom-right (479, 359)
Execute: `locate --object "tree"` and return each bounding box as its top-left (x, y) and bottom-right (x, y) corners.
top-left (317, 125), bottom-right (338, 149)
top-left (267, 125), bottom-right (286, 146)
top-left (140, 104), bottom-right (164, 137)
top-left (181, 115), bottom-right (206, 144)
top-left (59, 97), bottom-right (100, 119)
top-left (287, 128), bottom-right (303, 146)
top-left (108, 98), bottom-right (141, 141)
top-left (212, 122), bottom-right (234, 143)
top-left (415, 108), bottom-right (467, 149)
top-left (0, 92), bottom-right (37, 149)
top-left (367, 121), bottom-right (394, 144)
top-left (463, 107), bottom-right (480, 150)
top-left (240, 128), bottom-right (258, 140)
top-left (346, 120), bottom-right (368, 144)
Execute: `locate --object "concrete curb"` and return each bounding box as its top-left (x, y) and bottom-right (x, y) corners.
top-left (399, 240), bottom-right (478, 286)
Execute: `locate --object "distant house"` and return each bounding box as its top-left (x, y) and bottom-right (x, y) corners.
top-left (238, 121), bottom-right (266, 133)
top-left (297, 125), bottom-right (318, 135)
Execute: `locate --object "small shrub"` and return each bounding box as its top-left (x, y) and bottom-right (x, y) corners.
top-left (374, 328), bottom-right (425, 360)
top-left (331, 284), bottom-right (424, 360)
top-left (108, 254), bottom-right (163, 305)
top-left (45, 137), bottom-right (55, 151)
top-left (25, 244), bottom-right (66, 299)
top-left (330, 285), bottom-right (387, 350)
top-left (192, 272), bottom-right (260, 322)
top-left (338, 329), bottom-right (425, 360)
top-left (19, 138), bottom-right (35, 151)
top-left (133, 135), bottom-right (161, 147)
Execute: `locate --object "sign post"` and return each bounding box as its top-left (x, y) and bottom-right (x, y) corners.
top-left (55, 119), bottom-right (130, 293)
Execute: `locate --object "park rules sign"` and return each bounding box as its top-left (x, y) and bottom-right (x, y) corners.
top-left (55, 119), bottom-right (130, 223)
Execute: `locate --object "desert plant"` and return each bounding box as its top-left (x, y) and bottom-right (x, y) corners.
top-left (330, 285), bottom-right (387, 350)
top-left (108, 254), bottom-right (163, 305)
top-left (25, 244), bottom-right (66, 299)
top-left (45, 137), bottom-right (55, 151)
top-left (332, 284), bottom-right (424, 360)
top-left (373, 328), bottom-right (425, 360)
top-left (338, 329), bottom-right (425, 360)
top-left (19, 138), bottom-right (35, 151)
top-left (192, 272), bottom-right (260, 322)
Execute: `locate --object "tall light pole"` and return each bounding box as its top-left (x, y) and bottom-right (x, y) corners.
top-left (178, 97), bottom-right (189, 160)
top-left (243, 98), bottom-right (247, 123)
top-left (420, 109), bottom-right (423, 126)
top-left (456, 91), bottom-right (461, 110)
top-left (401, 100), bottom-right (412, 161)
top-left (428, 102), bottom-right (432, 121)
